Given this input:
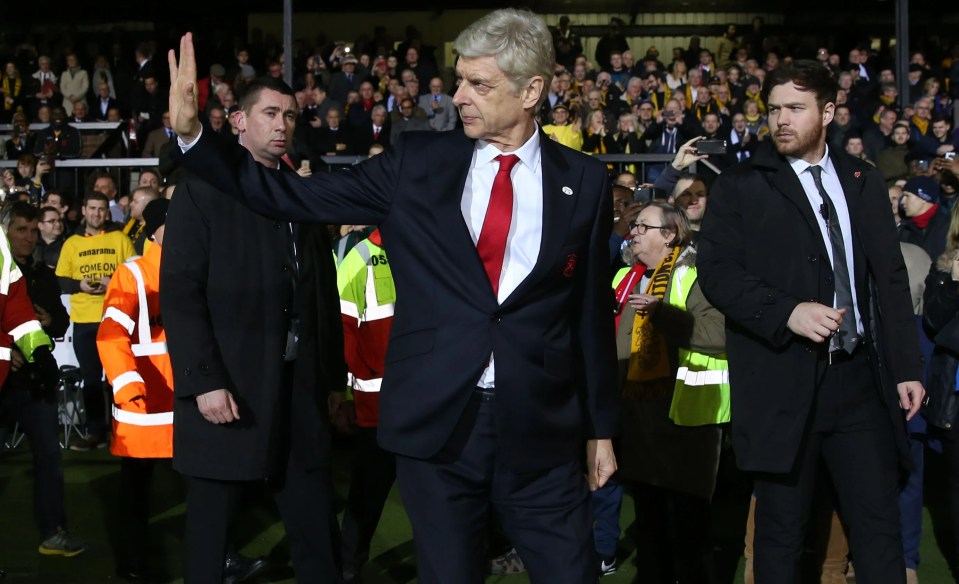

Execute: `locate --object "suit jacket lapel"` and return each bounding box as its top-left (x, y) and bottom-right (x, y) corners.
top-left (427, 132), bottom-right (497, 307)
top-left (754, 144), bottom-right (829, 259)
top-left (501, 132), bottom-right (576, 307)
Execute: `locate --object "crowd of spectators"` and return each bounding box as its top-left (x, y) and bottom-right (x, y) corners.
top-left (5, 13), bottom-right (959, 582)
top-left (4, 18), bottom-right (959, 193)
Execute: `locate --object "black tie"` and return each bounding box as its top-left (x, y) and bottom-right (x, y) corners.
top-left (809, 165), bottom-right (857, 353)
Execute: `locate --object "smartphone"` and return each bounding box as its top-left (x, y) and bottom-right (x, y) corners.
top-left (633, 187), bottom-right (654, 203)
top-left (696, 139), bottom-right (727, 155)
top-left (299, 160), bottom-right (311, 171)
top-left (917, 160), bottom-right (931, 171)
top-left (946, 152), bottom-right (956, 161)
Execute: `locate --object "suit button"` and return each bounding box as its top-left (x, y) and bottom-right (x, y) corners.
top-left (753, 310), bottom-right (762, 319)
top-left (200, 363), bottom-right (209, 372)
top-left (273, 222), bottom-right (281, 229)
top-left (184, 368), bottom-right (191, 376)
top-left (807, 254), bottom-right (817, 262)
top-left (491, 315), bottom-right (502, 323)
top-left (825, 276), bottom-right (834, 285)
top-left (281, 265), bottom-right (289, 272)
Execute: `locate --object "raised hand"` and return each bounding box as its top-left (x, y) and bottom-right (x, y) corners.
top-left (168, 32), bottom-right (202, 142)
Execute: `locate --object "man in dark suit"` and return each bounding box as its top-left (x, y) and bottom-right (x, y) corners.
top-left (307, 107), bottom-right (354, 160)
top-left (697, 60), bottom-right (925, 584)
top-left (160, 77), bottom-right (344, 582)
top-left (93, 83), bottom-right (119, 121)
top-left (327, 55), bottom-right (366, 107)
top-left (169, 9), bottom-right (617, 583)
top-left (352, 104), bottom-right (390, 154)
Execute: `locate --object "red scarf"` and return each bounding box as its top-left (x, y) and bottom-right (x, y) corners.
top-left (912, 203), bottom-right (938, 229)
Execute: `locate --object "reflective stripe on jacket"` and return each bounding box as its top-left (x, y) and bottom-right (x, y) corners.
top-left (0, 231), bottom-right (52, 387)
top-left (97, 243), bottom-right (173, 458)
top-left (337, 230), bottom-right (394, 427)
top-left (666, 263), bottom-right (731, 426)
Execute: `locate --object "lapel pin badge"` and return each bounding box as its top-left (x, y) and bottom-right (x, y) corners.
top-left (563, 253), bottom-right (578, 277)
top-left (854, 171), bottom-right (861, 178)
top-left (562, 186), bottom-right (573, 195)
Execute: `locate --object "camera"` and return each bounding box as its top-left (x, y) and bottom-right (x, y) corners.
top-left (664, 111), bottom-right (676, 120)
top-left (916, 159), bottom-right (931, 171)
top-left (696, 139), bottom-right (727, 155)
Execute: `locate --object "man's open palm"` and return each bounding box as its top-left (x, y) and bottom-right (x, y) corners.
top-left (168, 33), bottom-right (202, 141)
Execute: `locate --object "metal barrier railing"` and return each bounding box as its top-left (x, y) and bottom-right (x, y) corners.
top-left (0, 152), bottom-right (681, 194)
top-left (0, 158), bottom-right (160, 197)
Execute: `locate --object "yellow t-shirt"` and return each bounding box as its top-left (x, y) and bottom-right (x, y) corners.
top-left (56, 230), bottom-right (135, 323)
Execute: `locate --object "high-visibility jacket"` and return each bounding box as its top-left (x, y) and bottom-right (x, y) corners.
top-left (96, 243), bottom-right (173, 458)
top-left (337, 230), bottom-right (394, 427)
top-left (0, 232), bottom-right (53, 388)
top-left (666, 263), bottom-right (730, 426)
top-left (611, 263), bottom-right (730, 426)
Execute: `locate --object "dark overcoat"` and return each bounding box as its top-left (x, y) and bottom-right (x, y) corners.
top-left (160, 172), bottom-right (344, 481)
top-left (697, 142), bottom-right (922, 474)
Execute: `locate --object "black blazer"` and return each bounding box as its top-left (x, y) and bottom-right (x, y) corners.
top-left (697, 142), bottom-right (922, 473)
top-left (160, 171), bottom-right (344, 481)
top-left (178, 128), bottom-right (618, 472)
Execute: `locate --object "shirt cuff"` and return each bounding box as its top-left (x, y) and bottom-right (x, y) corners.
top-left (177, 126), bottom-right (203, 152)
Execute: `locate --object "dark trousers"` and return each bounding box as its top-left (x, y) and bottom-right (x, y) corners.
top-left (72, 322), bottom-right (107, 437)
top-left (591, 476), bottom-right (624, 558)
top-left (0, 384), bottom-right (66, 539)
top-left (184, 464), bottom-right (337, 583)
top-left (632, 482), bottom-right (711, 584)
top-left (119, 457), bottom-right (161, 572)
top-left (340, 426), bottom-right (396, 576)
top-left (753, 350), bottom-right (904, 584)
top-left (395, 391), bottom-right (596, 584)
top-left (939, 420), bottom-right (959, 569)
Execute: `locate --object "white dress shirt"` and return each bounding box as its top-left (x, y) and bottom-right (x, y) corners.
top-left (462, 130), bottom-right (543, 387)
top-left (787, 146), bottom-right (864, 336)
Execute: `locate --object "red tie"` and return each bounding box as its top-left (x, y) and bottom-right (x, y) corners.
top-left (477, 154), bottom-right (519, 295)
top-left (374, 127), bottom-right (379, 140)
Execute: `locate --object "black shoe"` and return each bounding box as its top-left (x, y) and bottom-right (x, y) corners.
top-left (223, 554), bottom-right (269, 584)
top-left (116, 565), bottom-right (149, 582)
top-left (68, 434), bottom-right (108, 451)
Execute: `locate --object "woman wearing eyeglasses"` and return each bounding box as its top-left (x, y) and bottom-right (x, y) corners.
top-left (612, 200), bottom-right (729, 582)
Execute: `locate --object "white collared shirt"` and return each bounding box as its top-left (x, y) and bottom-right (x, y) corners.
top-left (462, 129), bottom-right (543, 387)
top-left (787, 146), bottom-right (864, 336)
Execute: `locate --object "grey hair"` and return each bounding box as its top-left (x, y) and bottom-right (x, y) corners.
top-left (649, 201), bottom-right (693, 247)
top-left (371, 104), bottom-right (387, 116)
top-left (453, 9), bottom-right (555, 100)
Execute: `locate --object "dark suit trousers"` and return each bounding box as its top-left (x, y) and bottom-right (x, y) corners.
top-left (340, 426), bottom-right (396, 575)
top-left (184, 462), bottom-right (336, 583)
top-left (753, 349), bottom-right (904, 584)
top-left (395, 391), bottom-right (596, 584)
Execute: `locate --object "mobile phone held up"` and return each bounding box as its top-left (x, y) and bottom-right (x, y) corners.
top-left (696, 139), bottom-right (727, 155)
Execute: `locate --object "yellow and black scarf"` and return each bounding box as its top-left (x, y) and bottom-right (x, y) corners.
top-left (2, 75), bottom-right (22, 112)
top-left (911, 115), bottom-right (929, 136)
top-left (625, 246), bottom-right (680, 398)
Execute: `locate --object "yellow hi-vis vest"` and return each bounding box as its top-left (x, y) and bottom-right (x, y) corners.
top-left (666, 263), bottom-right (731, 426)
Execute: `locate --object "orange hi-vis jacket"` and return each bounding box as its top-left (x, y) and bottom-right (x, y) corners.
top-left (96, 243), bottom-right (173, 458)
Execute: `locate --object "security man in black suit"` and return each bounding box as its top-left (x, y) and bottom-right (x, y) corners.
top-left (697, 61), bottom-right (925, 584)
top-left (160, 77), bottom-right (344, 583)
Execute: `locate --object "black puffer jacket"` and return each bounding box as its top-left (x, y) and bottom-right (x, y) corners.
top-left (922, 265), bottom-right (959, 429)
